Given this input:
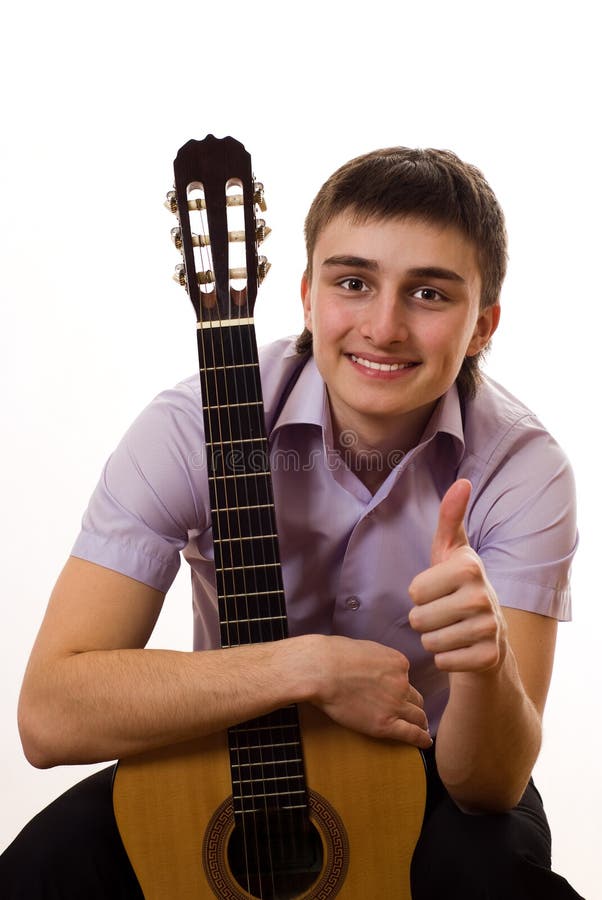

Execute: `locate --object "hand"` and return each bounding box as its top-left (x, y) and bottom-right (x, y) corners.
top-left (308, 635), bottom-right (432, 748)
top-left (408, 479), bottom-right (507, 674)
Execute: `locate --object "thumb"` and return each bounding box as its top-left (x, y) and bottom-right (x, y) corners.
top-left (431, 479), bottom-right (472, 565)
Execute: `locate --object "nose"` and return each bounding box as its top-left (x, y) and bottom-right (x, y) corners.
top-left (359, 290), bottom-right (409, 346)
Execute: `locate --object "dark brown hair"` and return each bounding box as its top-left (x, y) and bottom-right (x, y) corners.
top-left (297, 147), bottom-right (507, 398)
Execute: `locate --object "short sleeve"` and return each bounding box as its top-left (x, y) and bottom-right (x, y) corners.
top-left (71, 376), bottom-right (210, 592)
top-left (467, 418), bottom-right (578, 621)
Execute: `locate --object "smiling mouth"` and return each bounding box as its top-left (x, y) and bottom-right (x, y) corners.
top-left (349, 353), bottom-right (419, 372)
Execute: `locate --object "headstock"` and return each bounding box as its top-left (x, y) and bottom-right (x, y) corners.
top-left (166, 135), bottom-right (270, 327)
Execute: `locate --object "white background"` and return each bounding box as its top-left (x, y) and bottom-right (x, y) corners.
top-left (0, 2), bottom-right (599, 897)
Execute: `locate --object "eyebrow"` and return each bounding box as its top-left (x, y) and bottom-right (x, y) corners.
top-left (322, 255), bottom-right (378, 271)
top-left (321, 256), bottom-right (465, 284)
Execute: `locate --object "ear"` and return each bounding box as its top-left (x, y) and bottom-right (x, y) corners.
top-left (300, 272), bottom-right (313, 332)
top-left (466, 302), bottom-right (501, 357)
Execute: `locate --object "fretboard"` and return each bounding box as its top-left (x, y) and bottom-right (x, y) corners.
top-left (197, 320), bottom-right (287, 648)
top-left (198, 320), bottom-right (307, 817)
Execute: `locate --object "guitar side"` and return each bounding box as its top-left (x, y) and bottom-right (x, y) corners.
top-left (113, 704), bottom-right (426, 899)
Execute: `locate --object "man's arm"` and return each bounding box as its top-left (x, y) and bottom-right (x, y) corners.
top-left (18, 556), bottom-right (432, 768)
top-left (433, 608), bottom-right (555, 812)
top-left (409, 479), bottom-right (557, 813)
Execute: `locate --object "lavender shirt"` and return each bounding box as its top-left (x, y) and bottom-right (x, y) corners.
top-left (72, 337), bottom-right (577, 733)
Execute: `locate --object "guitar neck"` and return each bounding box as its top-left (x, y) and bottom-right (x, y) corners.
top-left (199, 320), bottom-right (304, 819)
top-left (197, 321), bottom-right (287, 649)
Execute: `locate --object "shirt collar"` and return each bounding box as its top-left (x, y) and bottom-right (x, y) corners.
top-left (271, 354), bottom-right (326, 432)
top-left (271, 353), bottom-right (466, 459)
top-left (420, 382), bottom-right (465, 452)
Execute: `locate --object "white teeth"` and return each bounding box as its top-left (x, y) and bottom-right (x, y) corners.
top-left (350, 354), bottom-right (414, 372)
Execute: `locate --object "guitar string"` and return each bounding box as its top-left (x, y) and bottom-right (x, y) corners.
top-left (196, 174), bottom-right (308, 896)
top-left (211, 181), bottom-right (275, 897)
top-left (222, 180), bottom-right (282, 898)
top-left (230, 183), bottom-right (305, 883)
top-left (194, 187), bottom-right (259, 895)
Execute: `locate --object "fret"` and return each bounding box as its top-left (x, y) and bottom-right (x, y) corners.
top-left (220, 614), bottom-right (286, 625)
top-left (230, 757), bottom-right (303, 769)
top-left (235, 788), bottom-right (306, 800)
top-left (227, 740), bottom-right (300, 752)
top-left (207, 448), bottom-right (271, 482)
top-left (205, 401), bottom-right (263, 411)
top-left (204, 404), bottom-right (265, 443)
top-left (198, 326), bottom-right (260, 369)
top-left (215, 541), bottom-right (280, 574)
top-left (204, 362), bottom-right (260, 370)
top-left (212, 508), bottom-right (278, 545)
top-left (200, 370), bottom-right (263, 411)
top-left (220, 595), bottom-right (286, 625)
top-left (232, 773), bottom-right (305, 787)
top-left (216, 565), bottom-right (284, 599)
top-left (216, 562), bottom-right (281, 573)
top-left (207, 436), bottom-right (267, 446)
top-left (222, 589), bottom-right (284, 599)
top-left (232, 756), bottom-right (303, 769)
top-left (214, 532), bottom-right (278, 542)
top-left (209, 473), bottom-right (273, 511)
top-left (234, 789), bottom-right (306, 803)
top-left (211, 502), bottom-right (273, 512)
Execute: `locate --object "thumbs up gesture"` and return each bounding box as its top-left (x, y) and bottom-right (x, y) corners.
top-left (408, 479), bottom-right (507, 673)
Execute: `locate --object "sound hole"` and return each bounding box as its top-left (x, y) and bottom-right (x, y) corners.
top-left (227, 809), bottom-right (323, 899)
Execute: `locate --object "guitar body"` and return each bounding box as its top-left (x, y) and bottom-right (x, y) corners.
top-left (113, 704), bottom-right (426, 898)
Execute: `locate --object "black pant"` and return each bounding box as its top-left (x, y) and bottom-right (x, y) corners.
top-left (0, 756), bottom-right (586, 899)
top-left (410, 746), bottom-right (585, 899)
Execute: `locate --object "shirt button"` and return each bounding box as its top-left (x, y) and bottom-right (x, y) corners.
top-left (345, 595), bottom-right (361, 610)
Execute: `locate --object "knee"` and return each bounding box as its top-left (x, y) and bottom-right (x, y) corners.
top-left (411, 792), bottom-right (552, 899)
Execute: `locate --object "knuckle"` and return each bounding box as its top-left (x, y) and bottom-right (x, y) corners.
top-left (407, 580), bottom-right (420, 603)
top-left (408, 607), bottom-right (420, 629)
top-left (479, 643), bottom-right (500, 669)
top-left (421, 632), bottom-right (437, 653)
top-left (459, 553), bottom-right (483, 582)
top-left (463, 588), bottom-right (491, 617)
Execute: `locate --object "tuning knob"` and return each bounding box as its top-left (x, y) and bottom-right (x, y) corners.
top-left (173, 263), bottom-right (187, 287)
top-left (253, 181), bottom-right (267, 212)
top-left (256, 219), bottom-right (271, 245)
top-left (257, 255), bottom-right (271, 284)
top-left (171, 226), bottom-right (183, 250)
top-left (165, 190), bottom-right (179, 216)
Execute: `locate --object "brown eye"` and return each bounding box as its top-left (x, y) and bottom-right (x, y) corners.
top-left (339, 277), bottom-right (367, 291)
top-left (413, 287), bottom-right (446, 302)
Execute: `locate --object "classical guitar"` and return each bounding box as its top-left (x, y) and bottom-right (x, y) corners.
top-left (112, 135), bottom-right (427, 899)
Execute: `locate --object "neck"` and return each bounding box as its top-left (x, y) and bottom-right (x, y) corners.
top-left (332, 402), bottom-right (437, 493)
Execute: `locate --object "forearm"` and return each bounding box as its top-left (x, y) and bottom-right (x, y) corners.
top-left (19, 631), bottom-right (433, 768)
top-left (18, 637), bottom-right (316, 768)
top-left (435, 646), bottom-right (541, 812)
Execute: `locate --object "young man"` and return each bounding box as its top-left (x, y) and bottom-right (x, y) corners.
top-left (1, 147), bottom-right (582, 898)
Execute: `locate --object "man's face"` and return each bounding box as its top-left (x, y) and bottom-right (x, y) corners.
top-left (301, 214), bottom-right (499, 447)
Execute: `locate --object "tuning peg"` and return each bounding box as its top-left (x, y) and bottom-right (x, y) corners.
top-left (257, 255), bottom-right (271, 284)
top-left (171, 227), bottom-right (183, 250)
top-left (253, 182), bottom-right (267, 212)
top-left (173, 263), bottom-right (187, 287)
top-left (165, 190), bottom-right (179, 216)
top-left (256, 219), bottom-right (271, 245)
